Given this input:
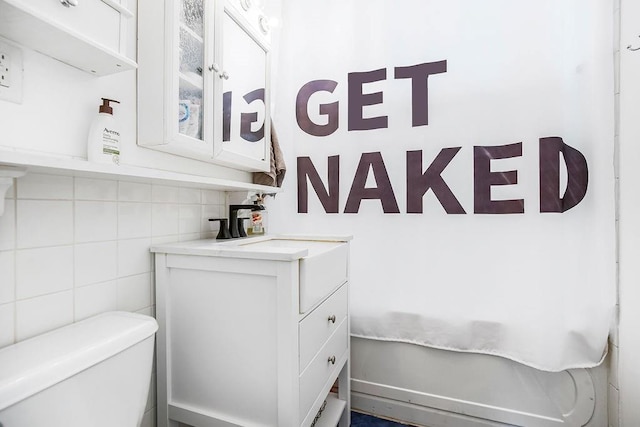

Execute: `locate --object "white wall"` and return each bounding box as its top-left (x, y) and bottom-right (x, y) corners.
top-left (617, 0), bottom-right (640, 425)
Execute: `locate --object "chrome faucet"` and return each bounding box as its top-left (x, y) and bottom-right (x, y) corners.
top-left (229, 204), bottom-right (265, 238)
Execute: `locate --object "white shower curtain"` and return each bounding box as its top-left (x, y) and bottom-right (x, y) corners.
top-left (269, 0), bottom-right (616, 372)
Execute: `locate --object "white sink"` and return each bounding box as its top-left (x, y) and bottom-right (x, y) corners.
top-left (238, 238), bottom-right (338, 254)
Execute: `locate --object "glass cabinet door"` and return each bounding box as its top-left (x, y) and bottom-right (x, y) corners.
top-left (214, 5), bottom-right (270, 171)
top-left (138, 0), bottom-right (271, 170)
top-left (177, 0), bottom-right (205, 142)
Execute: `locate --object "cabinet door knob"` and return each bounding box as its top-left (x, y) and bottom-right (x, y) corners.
top-left (328, 355), bottom-right (336, 365)
top-left (220, 71), bottom-right (230, 80)
top-left (60, 0), bottom-right (79, 6)
top-left (328, 315), bottom-right (336, 324)
top-left (209, 63), bottom-right (220, 73)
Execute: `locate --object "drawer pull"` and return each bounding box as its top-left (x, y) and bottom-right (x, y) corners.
top-left (328, 315), bottom-right (336, 324)
top-left (328, 355), bottom-right (336, 365)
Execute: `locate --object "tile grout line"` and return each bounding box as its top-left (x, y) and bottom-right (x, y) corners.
top-left (72, 175), bottom-right (77, 323)
top-left (12, 177), bottom-right (17, 345)
top-left (116, 179), bottom-right (123, 311)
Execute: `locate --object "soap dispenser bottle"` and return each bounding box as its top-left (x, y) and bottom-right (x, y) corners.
top-left (248, 195), bottom-right (267, 236)
top-left (88, 98), bottom-right (121, 165)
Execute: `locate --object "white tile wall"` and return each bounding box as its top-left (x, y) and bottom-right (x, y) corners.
top-left (75, 280), bottom-right (117, 321)
top-left (119, 182), bottom-right (152, 202)
top-left (16, 290), bottom-right (74, 341)
top-left (179, 187), bottom-right (201, 204)
top-left (15, 246), bottom-right (74, 299)
top-left (75, 177), bottom-right (118, 201)
top-left (74, 241), bottom-right (118, 286)
top-left (17, 200), bottom-right (73, 248)
top-left (0, 174), bottom-right (226, 348)
top-left (118, 237), bottom-right (153, 277)
top-left (0, 303), bottom-right (14, 347)
top-left (152, 203), bottom-right (180, 236)
top-left (0, 250), bottom-right (15, 304)
top-left (0, 199), bottom-right (15, 251)
top-left (0, 174), bottom-right (227, 427)
top-left (116, 273), bottom-right (151, 312)
top-left (202, 189), bottom-right (222, 205)
top-left (152, 185), bottom-right (181, 203)
top-left (179, 204), bottom-right (202, 234)
top-left (16, 173), bottom-right (73, 200)
top-left (119, 202), bottom-right (152, 239)
top-left (179, 232), bottom-right (201, 242)
top-left (75, 201), bottom-right (118, 243)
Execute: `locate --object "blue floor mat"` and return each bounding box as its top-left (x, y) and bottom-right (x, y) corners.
top-left (351, 411), bottom-right (410, 426)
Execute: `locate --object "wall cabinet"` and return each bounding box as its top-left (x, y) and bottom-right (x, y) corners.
top-left (138, 0), bottom-right (271, 172)
top-left (0, 0), bottom-right (136, 75)
top-left (152, 236), bottom-right (351, 427)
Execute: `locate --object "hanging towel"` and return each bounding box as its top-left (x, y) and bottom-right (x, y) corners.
top-left (253, 121), bottom-right (286, 187)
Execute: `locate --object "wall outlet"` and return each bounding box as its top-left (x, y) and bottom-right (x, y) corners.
top-left (0, 51), bottom-right (11, 87)
top-left (0, 38), bottom-right (23, 104)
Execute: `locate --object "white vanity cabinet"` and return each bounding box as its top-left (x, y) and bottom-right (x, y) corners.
top-left (152, 236), bottom-right (351, 427)
top-left (138, 0), bottom-right (271, 172)
top-left (0, 0), bottom-right (136, 75)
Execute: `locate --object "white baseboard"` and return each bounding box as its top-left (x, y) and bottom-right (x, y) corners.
top-left (351, 374), bottom-right (595, 427)
top-left (352, 389), bottom-right (512, 427)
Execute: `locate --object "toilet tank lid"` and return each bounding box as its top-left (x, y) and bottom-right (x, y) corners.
top-left (0, 311), bottom-right (158, 412)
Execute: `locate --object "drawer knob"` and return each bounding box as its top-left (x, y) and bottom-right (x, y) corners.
top-left (328, 315), bottom-right (336, 324)
top-left (328, 355), bottom-right (336, 365)
top-left (60, 0), bottom-right (79, 6)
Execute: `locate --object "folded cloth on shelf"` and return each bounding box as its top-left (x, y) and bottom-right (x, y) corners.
top-left (253, 121), bottom-right (286, 187)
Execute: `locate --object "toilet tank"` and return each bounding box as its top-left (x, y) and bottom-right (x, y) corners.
top-left (0, 311), bottom-right (158, 427)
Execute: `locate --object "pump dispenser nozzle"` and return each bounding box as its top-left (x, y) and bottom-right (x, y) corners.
top-left (99, 98), bottom-right (120, 115)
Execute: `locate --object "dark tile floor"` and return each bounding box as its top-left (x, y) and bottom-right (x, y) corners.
top-left (351, 411), bottom-right (412, 426)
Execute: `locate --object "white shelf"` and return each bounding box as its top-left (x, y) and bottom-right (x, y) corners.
top-left (0, 0), bottom-right (136, 76)
top-left (0, 148), bottom-right (281, 194)
top-left (314, 394), bottom-right (347, 427)
top-left (180, 22), bottom-right (204, 44)
top-left (179, 72), bottom-right (204, 91)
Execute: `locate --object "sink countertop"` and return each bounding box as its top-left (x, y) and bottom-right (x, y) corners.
top-left (150, 234), bottom-right (352, 261)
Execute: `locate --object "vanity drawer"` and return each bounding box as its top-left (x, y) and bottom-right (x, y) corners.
top-left (299, 319), bottom-right (348, 422)
top-left (299, 242), bottom-right (348, 313)
top-left (299, 284), bottom-right (348, 373)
